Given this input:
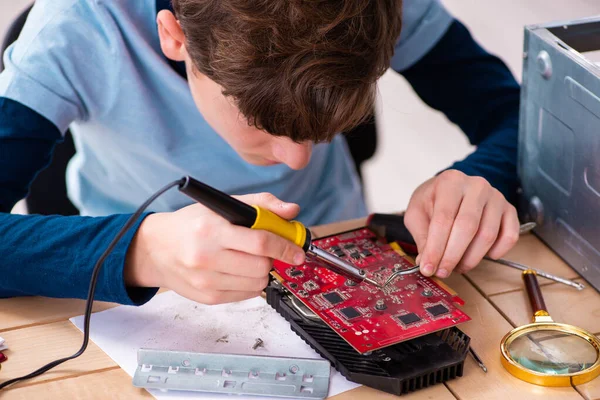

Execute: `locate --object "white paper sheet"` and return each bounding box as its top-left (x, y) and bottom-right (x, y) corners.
top-left (70, 291), bottom-right (360, 399)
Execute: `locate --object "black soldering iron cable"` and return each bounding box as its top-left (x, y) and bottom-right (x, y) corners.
top-left (0, 179), bottom-right (185, 390)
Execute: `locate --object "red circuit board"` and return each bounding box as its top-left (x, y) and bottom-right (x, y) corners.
top-left (272, 228), bottom-right (471, 354)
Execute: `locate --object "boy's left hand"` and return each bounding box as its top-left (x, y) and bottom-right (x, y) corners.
top-left (404, 170), bottom-right (520, 278)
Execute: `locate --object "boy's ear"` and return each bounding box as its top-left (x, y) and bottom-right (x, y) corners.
top-left (157, 10), bottom-right (187, 61)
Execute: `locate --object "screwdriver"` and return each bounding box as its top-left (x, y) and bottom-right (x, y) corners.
top-left (177, 176), bottom-right (380, 286)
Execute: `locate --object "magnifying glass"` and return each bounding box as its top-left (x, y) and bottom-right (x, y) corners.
top-left (500, 269), bottom-right (600, 386)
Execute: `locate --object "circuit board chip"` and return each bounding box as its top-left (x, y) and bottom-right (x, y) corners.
top-left (322, 292), bottom-right (344, 305)
top-left (334, 250), bottom-right (345, 258)
top-left (397, 313), bottom-right (421, 326)
top-left (426, 304), bottom-right (449, 317)
top-left (290, 269), bottom-right (303, 277)
top-left (329, 246), bottom-right (345, 258)
top-left (339, 306), bottom-right (361, 320)
top-left (272, 227), bottom-right (471, 353)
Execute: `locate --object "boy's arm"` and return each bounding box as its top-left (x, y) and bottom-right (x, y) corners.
top-left (0, 97), bottom-right (157, 305)
top-left (391, 6), bottom-right (521, 204)
top-left (0, 213), bottom-right (156, 304)
top-left (0, 2), bottom-right (159, 304)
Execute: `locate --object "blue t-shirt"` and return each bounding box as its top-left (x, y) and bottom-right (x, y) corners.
top-left (0, 0), bottom-right (521, 304)
top-left (0, 0), bottom-right (452, 225)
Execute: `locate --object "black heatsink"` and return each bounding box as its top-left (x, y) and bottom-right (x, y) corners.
top-left (265, 282), bottom-right (470, 396)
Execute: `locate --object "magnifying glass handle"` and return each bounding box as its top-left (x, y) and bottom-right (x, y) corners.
top-left (523, 270), bottom-right (550, 320)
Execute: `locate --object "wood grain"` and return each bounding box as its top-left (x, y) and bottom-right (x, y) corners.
top-left (1, 369), bottom-right (152, 400)
top-left (575, 373), bottom-right (600, 400)
top-left (0, 321), bottom-right (117, 389)
top-left (464, 234), bottom-right (580, 296)
top-left (0, 297), bottom-right (117, 332)
top-left (489, 279), bottom-right (600, 333)
top-left (331, 384), bottom-right (456, 400)
top-left (1, 369), bottom-right (458, 399)
top-left (442, 273), bottom-right (583, 400)
top-left (310, 217), bottom-right (367, 239)
top-left (1, 218), bottom-right (596, 399)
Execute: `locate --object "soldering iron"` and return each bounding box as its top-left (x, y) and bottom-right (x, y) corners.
top-left (0, 174), bottom-right (379, 391)
top-left (178, 176), bottom-right (380, 287)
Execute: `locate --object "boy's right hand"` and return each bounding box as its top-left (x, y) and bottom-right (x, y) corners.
top-left (124, 193), bottom-right (305, 305)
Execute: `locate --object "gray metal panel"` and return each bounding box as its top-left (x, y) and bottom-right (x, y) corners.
top-left (518, 17), bottom-right (600, 291)
top-left (132, 349), bottom-right (331, 399)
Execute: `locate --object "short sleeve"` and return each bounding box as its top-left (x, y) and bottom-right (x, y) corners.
top-left (391, 0), bottom-right (454, 72)
top-left (0, 0), bottom-right (112, 134)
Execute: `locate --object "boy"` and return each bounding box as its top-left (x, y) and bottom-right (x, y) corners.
top-left (0, 0), bottom-right (520, 306)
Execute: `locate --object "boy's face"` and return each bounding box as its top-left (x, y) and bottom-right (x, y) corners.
top-left (186, 65), bottom-right (313, 170)
top-left (157, 11), bottom-right (313, 170)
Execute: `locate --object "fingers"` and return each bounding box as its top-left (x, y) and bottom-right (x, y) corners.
top-left (433, 178), bottom-right (492, 278)
top-left (487, 203), bottom-right (520, 260)
top-left (161, 192), bottom-right (306, 307)
top-left (177, 270), bottom-right (268, 305)
top-left (419, 176), bottom-right (464, 277)
top-left (174, 281), bottom-right (263, 305)
top-left (454, 191), bottom-right (505, 273)
top-left (404, 205), bottom-right (430, 259)
top-left (210, 249), bottom-right (273, 278)
top-left (203, 290), bottom-right (263, 305)
top-left (187, 270), bottom-right (270, 292)
top-left (223, 224), bottom-right (305, 265)
top-left (234, 192), bottom-right (300, 220)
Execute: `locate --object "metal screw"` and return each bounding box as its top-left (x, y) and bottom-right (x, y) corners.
top-left (519, 222), bottom-right (536, 235)
top-left (393, 263), bottom-right (402, 272)
top-left (422, 289), bottom-right (433, 297)
top-left (536, 51), bottom-right (552, 79)
top-left (383, 357), bottom-right (391, 362)
top-left (252, 338), bottom-right (264, 350)
top-left (345, 279), bottom-right (357, 287)
top-left (289, 365), bottom-right (299, 374)
top-left (182, 359), bottom-right (191, 367)
top-left (582, 264), bottom-right (589, 272)
top-left (529, 196), bottom-right (544, 226)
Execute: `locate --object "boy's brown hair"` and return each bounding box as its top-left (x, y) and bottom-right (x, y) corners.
top-left (172, 0), bottom-right (403, 142)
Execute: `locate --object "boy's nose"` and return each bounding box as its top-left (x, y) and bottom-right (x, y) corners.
top-left (273, 140), bottom-right (313, 170)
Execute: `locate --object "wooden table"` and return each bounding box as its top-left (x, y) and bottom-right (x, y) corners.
top-left (2, 217), bottom-right (600, 399)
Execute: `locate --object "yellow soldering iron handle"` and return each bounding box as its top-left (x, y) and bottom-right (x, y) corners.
top-left (250, 206), bottom-right (311, 251)
top-left (177, 176), bottom-right (312, 250)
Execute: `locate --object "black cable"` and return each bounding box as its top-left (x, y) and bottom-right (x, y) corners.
top-left (0, 178), bottom-right (185, 390)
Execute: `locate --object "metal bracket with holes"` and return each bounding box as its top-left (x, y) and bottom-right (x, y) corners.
top-left (132, 349), bottom-right (331, 398)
